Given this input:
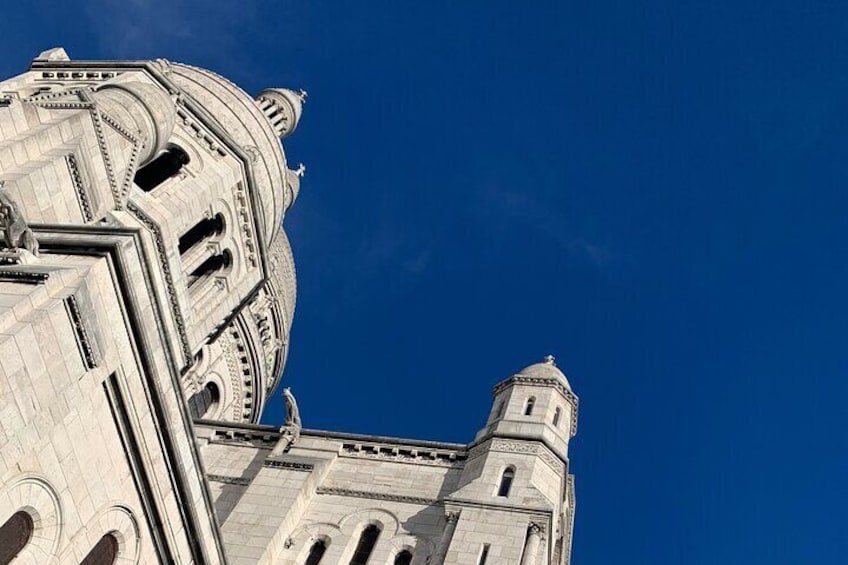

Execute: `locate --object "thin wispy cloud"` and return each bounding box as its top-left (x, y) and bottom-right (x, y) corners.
top-left (476, 185), bottom-right (613, 268)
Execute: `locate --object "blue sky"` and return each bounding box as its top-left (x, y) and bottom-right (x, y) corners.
top-left (3, 1), bottom-right (847, 562)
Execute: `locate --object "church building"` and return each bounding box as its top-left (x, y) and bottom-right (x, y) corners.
top-left (0, 49), bottom-right (578, 564)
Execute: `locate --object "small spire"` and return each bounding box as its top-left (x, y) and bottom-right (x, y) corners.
top-left (543, 354), bottom-right (556, 366)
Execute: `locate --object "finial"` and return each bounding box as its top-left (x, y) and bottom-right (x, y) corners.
top-left (294, 163), bottom-right (306, 177)
top-left (543, 354), bottom-right (556, 365)
top-left (297, 89), bottom-right (308, 102)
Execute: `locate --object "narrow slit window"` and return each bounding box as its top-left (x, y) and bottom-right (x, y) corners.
top-left (394, 550), bottom-right (413, 565)
top-left (305, 540), bottom-right (327, 565)
top-left (80, 533), bottom-right (119, 565)
top-left (524, 397), bottom-right (535, 416)
top-left (497, 467), bottom-right (515, 497)
top-left (0, 510), bottom-right (34, 563)
top-left (349, 524), bottom-right (381, 565)
top-left (553, 406), bottom-right (561, 427)
top-left (478, 544), bottom-right (490, 565)
top-left (135, 145), bottom-right (190, 191)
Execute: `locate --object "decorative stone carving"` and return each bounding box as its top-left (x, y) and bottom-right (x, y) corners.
top-left (316, 486), bottom-right (439, 506)
top-left (280, 386), bottom-right (302, 446)
top-left (207, 474), bottom-right (250, 486)
top-left (339, 442), bottom-right (467, 468)
top-left (282, 387), bottom-right (301, 428)
top-left (0, 182), bottom-right (39, 256)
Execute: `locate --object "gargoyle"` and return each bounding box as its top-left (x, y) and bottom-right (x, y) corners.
top-left (0, 182), bottom-right (38, 256)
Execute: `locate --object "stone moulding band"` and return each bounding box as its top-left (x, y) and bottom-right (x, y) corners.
top-left (340, 442), bottom-right (467, 468)
top-left (65, 294), bottom-right (100, 369)
top-left (316, 486), bottom-right (440, 507)
top-left (207, 474), bottom-right (251, 486)
top-left (126, 200), bottom-right (193, 367)
top-left (263, 459), bottom-right (314, 471)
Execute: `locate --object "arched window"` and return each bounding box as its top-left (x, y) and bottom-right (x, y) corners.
top-left (524, 397), bottom-right (535, 416)
top-left (0, 510), bottom-right (34, 563)
top-left (134, 145), bottom-right (190, 191)
top-left (305, 539), bottom-right (327, 565)
top-left (187, 249), bottom-right (232, 289)
top-left (497, 467), bottom-right (515, 497)
top-left (553, 406), bottom-right (562, 427)
top-left (349, 524), bottom-right (381, 565)
top-left (179, 214), bottom-right (225, 255)
top-left (188, 381), bottom-right (221, 419)
top-left (80, 533), bottom-right (119, 565)
top-left (394, 550), bottom-right (413, 565)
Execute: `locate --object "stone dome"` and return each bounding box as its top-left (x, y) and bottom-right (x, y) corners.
top-left (516, 355), bottom-right (571, 390)
top-left (167, 63), bottom-right (294, 245)
top-left (268, 228), bottom-right (297, 335)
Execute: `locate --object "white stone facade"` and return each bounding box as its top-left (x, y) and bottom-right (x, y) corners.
top-left (0, 49), bottom-right (578, 564)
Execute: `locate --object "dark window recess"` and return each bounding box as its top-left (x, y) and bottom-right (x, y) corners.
top-left (553, 407), bottom-right (562, 427)
top-left (478, 544), bottom-right (491, 565)
top-left (394, 550), bottom-right (413, 565)
top-left (134, 146), bottom-right (190, 191)
top-left (305, 540), bottom-right (327, 565)
top-left (498, 468), bottom-right (515, 497)
top-left (179, 214), bottom-right (225, 255)
top-left (0, 510), bottom-right (34, 564)
top-left (80, 533), bottom-right (119, 565)
top-left (188, 382), bottom-right (221, 419)
top-left (524, 397), bottom-right (535, 416)
top-left (187, 250), bottom-right (232, 288)
top-left (349, 525), bottom-right (381, 565)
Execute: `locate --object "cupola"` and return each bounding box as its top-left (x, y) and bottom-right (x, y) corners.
top-left (255, 88), bottom-right (306, 139)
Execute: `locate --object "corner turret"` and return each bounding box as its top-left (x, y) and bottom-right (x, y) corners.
top-left (476, 355), bottom-right (578, 461)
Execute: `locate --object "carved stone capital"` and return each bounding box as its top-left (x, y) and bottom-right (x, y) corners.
top-left (528, 522), bottom-right (545, 539)
top-left (445, 511), bottom-right (461, 524)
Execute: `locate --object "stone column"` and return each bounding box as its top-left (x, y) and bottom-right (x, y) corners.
top-left (520, 522), bottom-right (544, 565)
top-left (433, 511), bottom-right (460, 564)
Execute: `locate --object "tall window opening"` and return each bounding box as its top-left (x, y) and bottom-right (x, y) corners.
top-left (305, 540), bottom-right (327, 565)
top-left (134, 145), bottom-right (190, 191)
top-left (478, 544), bottom-right (491, 565)
top-left (179, 214), bottom-right (225, 255)
top-left (349, 524), bottom-right (381, 565)
top-left (80, 533), bottom-right (119, 565)
top-left (0, 510), bottom-right (34, 563)
top-left (394, 550), bottom-right (413, 565)
top-left (553, 406), bottom-right (562, 427)
top-left (188, 382), bottom-right (221, 419)
top-left (524, 397), bottom-right (535, 416)
top-left (187, 249), bottom-right (232, 289)
top-left (497, 467), bottom-right (515, 497)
